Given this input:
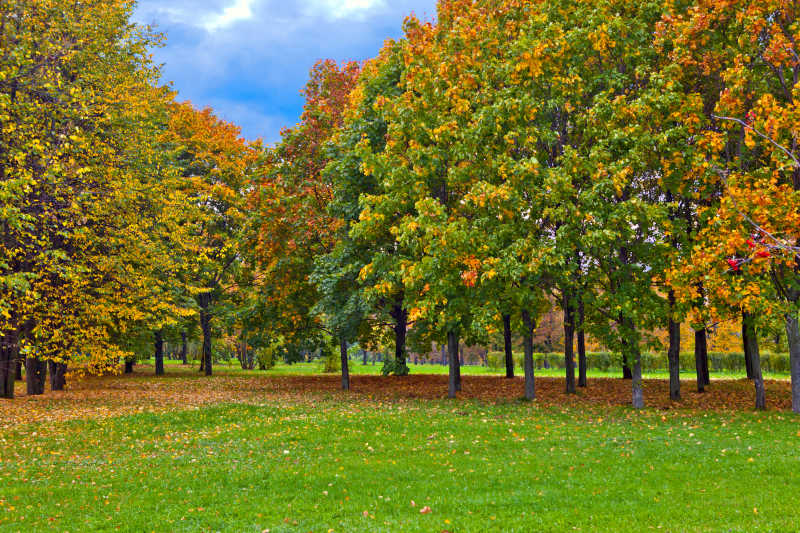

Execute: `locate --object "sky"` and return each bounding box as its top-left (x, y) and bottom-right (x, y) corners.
top-left (133, 0), bottom-right (437, 144)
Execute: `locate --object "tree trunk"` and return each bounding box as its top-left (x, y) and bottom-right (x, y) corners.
top-left (622, 317), bottom-right (644, 408)
top-left (154, 329), bottom-right (164, 376)
top-left (667, 291), bottom-right (681, 401)
top-left (200, 302), bottom-right (212, 377)
top-left (694, 329), bottom-right (706, 393)
top-left (25, 356), bottom-right (46, 395)
top-left (785, 313), bottom-right (800, 413)
top-left (340, 338), bottom-right (350, 391)
top-left (391, 304), bottom-right (409, 375)
top-left (181, 331), bottom-right (188, 365)
top-left (577, 296), bottom-right (587, 388)
top-left (502, 314), bottom-right (514, 378)
top-left (742, 311), bottom-right (755, 379)
top-left (522, 310), bottom-right (535, 401)
top-left (563, 293), bottom-right (576, 394)
top-left (124, 359), bottom-right (134, 374)
top-left (14, 358), bottom-right (22, 381)
top-left (743, 314), bottom-right (765, 409)
top-left (0, 330), bottom-right (18, 399)
top-left (48, 360), bottom-right (67, 391)
top-left (447, 331), bottom-right (460, 398)
top-left (362, 349), bottom-right (368, 365)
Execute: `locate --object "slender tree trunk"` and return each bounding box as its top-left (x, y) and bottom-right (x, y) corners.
top-left (124, 359), bottom-right (134, 374)
top-left (441, 344), bottom-right (446, 366)
top-left (48, 360), bottom-right (67, 391)
top-left (200, 299), bottom-right (212, 377)
top-left (521, 310), bottom-right (535, 401)
top-left (743, 311), bottom-right (755, 379)
top-left (181, 331), bottom-right (188, 365)
top-left (362, 350), bottom-right (367, 365)
top-left (577, 296), bottom-right (587, 388)
top-left (154, 329), bottom-right (164, 376)
top-left (447, 331), bottom-right (460, 398)
top-left (502, 314), bottom-right (514, 378)
top-left (701, 332), bottom-right (710, 385)
top-left (392, 304), bottom-right (409, 375)
top-left (743, 314), bottom-right (766, 409)
top-left (340, 338), bottom-right (350, 391)
top-left (667, 291), bottom-right (681, 401)
top-left (25, 356), bottom-right (46, 395)
top-left (14, 358), bottom-right (22, 381)
top-left (563, 293), bottom-right (576, 394)
top-left (0, 331), bottom-right (17, 399)
top-left (785, 313), bottom-right (800, 413)
top-left (694, 329), bottom-right (706, 393)
top-left (622, 317), bottom-right (644, 408)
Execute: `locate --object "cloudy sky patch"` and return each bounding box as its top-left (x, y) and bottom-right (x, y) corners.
top-left (134, 0), bottom-right (435, 143)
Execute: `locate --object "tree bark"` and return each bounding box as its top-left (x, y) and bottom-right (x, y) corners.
top-left (563, 293), bottom-right (576, 394)
top-left (622, 317), bottom-right (644, 408)
top-left (181, 331), bottom-right (188, 365)
top-left (391, 303), bottom-right (409, 375)
top-left (124, 359), bottom-right (134, 374)
top-left (14, 358), bottom-right (22, 381)
top-left (154, 329), bottom-right (164, 376)
top-left (340, 338), bottom-right (350, 391)
top-left (742, 311), bottom-right (755, 379)
top-left (577, 296), bottom-right (587, 388)
top-left (25, 356), bottom-right (46, 395)
top-left (743, 314), bottom-right (765, 409)
top-left (48, 360), bottom-right (67, 391)
top-left (694, 329), bottom-right (707, 393)
top-left (199, 297), bottom-right (212, 377)
top-left (667, 291), bottom-right (681, 401)
top-left (502, 314), bottom-right (514, 378)
top-left (785, 313), bottom-right (800, 413)
top-left (522, 310), bottom-right (535, 401)
top-left (0, 330), bottom-right (18, 399)
top-left (447, 331), bottom-right (460, 398)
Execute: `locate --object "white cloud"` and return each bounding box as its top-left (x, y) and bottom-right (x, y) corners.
top-left (202, 0), bottom-right (257, 31)
top-left (306, 0), bottom-right (388, 20)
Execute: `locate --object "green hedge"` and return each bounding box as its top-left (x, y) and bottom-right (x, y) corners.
top-left (487, 350), bottom-right (791, 374)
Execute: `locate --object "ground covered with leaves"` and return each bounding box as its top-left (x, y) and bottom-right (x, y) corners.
top-left (2, 369), bottom-right (799, 531)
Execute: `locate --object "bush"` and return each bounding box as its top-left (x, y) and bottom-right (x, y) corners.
top-left (486, 349), bottom-right (791, 374)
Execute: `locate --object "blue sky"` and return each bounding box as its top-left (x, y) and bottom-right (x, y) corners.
top-left (133, 0), bottom-right (436, 144)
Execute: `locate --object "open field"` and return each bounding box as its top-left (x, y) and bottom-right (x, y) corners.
top-left (2, 367), bottom-right (800, 531)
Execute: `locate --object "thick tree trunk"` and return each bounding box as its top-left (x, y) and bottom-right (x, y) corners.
top-left (0, 331), bottom-right (18, 399)
top-left (14, 358), bottom-right (22, 381)
top-left (502, 314), bottom-right (514, 378)
top-left (563, 293), bottom-right (576, 394)
top-left (25, 356), bottom-right (46, 395)
top-left (391, 304), bottom-right (409, 375)
top-left (200, 306), bottom-right (212, 377)
top-left (447, 331), bottom-right (460, 398)
top-left (340, 338), bottom-right (350, 391)
top-left (522, 310), bottom-right (535, 401)
top-left (742, 311), bottom-right (755, 379)
top-left (694, 329), bottom-right (707, 393)
top-left (181, 331), bottom-right (188, 365)
top-left (154, 329), bottom-right (164, 376)
top-left (785, 313), bottom-right (800, 413)
top-left (48, 360), bottom-right (67, 391)
top-left (743, 315), bottom-right (766, 409)
top-left (667, 291), bottom-right (681, 401)
top-left (124, 359), bottom-right (134, 374)
top-left (577, 296), bottom-right (587, 388)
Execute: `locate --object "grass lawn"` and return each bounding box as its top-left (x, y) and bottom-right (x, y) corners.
top-left (2, 384), bottom-right (799, 532)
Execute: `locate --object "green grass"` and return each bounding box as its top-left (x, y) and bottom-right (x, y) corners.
top-left (143, 357), bottom-right (792, 380)
top-left (2, 398), bottom-right (799, 531)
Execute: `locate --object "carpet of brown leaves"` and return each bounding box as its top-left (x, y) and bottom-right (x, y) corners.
top-left (0, 368), bottom-right (793, 428)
